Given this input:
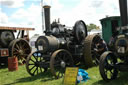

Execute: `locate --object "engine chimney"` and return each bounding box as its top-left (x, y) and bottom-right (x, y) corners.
top-left (119, 0), bottom-right (128, 26)
top-left (43, 5), bottom-right (51, 35)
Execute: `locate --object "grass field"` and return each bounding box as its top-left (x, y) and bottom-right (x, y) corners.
top-left (0, 65), bottom-right (128, 85)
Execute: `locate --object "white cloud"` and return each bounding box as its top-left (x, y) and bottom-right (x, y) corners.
top-left (51, 0), bottom-right (120, 27)
top-left (0, 2), bottom-right (43, 37)
top-left (11, 3), bottom-right (42, 22)
top-left (51, 0), bottom-right (64, 11)
top-left (0, 0), bottom-right (25, 8)
top-left (10, 3), bottom-right (42, 37)
top-left (0, 10), bottom-right (8, 24)
top-left (0, 0), bottom-right (121, 37)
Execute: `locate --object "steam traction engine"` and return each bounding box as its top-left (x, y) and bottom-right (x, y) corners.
top-left (26, 5), bottom-right (102, 78)
top-left (0, 26), bottom-right (34, 66)
top-left (99, 0), bottom-right (128, 81)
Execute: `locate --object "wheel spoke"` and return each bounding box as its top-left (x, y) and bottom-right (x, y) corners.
top-left (57, 68), bottom-right (64, 78)
top-left (30, 58), bottom-right (35, 63)
top-left (17, 55), bottom-right (21, 60)
top-left (33, 67), bottom-right (38, 75)
top-left (110, 70), bottom-right (113, 75)
top-left (13, 48), bottom-right (19, 52)
top-left (105, 69), bottom-right (108, 74)
top-left (29, 64), bottom-right (35, 65)
top-left (56, 54), bottom-right (61, 60)
top-left (13, 52), bottom-right (19, 55)
top-left (16, 44), bottom-right (20, 49)
top-left (22, 43), bottom-right (25, 47)
top-left (57, 72), bottom-right (61, 77)
top-left (32, 54), bottom-right (38, 61)
top-left (22, 54), bottom-right (28, 56)
top-left (64, 55), bottom-right (69, 61)
top-left (24, 48), bottom-right (30, 51)
top-left (44, 68), bottom-right (47, 72)
top-left (40, 67), bottom-right (43, 73)
top-left (54, 64), bottom-right (61, 67)
top-left (21, 58), bottom-right (26, 64)
top-left (30, 65), bottom-right (36, 71)
top-left (40, 56), bottom-right (42, 62)
top-left (37, 67), bottom-right (38, 74)
top-left (19, 42), bottom-right (22, 49)
top-left (63, 53), bottom-right (66, 61)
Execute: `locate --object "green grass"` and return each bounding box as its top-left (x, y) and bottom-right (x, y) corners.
top-left (0, 65), bottom-right (128, 85)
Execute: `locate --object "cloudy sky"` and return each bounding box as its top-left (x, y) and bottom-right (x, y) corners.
top-left (0, 0), bottom-right (120, 37)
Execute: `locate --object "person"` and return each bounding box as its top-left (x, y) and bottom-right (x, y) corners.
top-left (108, 35), bottom-right (116, 51)
top-left (95, 39), bottom-right (108, 55)
top-left (24, 35), bottom-right (29, 41)
top-left (92, 39), bottom-right (108, 65)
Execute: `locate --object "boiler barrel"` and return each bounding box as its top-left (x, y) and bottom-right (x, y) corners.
top-left (35, 36), bottom-right (60, 52)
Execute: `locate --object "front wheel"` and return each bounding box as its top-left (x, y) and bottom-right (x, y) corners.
top-left (99, 51), bottom-right (118, 81)
top-left (26, 51), bottom-right (48, 76)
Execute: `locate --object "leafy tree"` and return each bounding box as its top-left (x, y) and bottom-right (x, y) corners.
top-left (87, 23), bottom-right (100, 32)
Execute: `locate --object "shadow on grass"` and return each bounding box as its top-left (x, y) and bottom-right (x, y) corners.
top-left (4, 70), bottom-right (57, 85)
top-left (92, 72), bottom-right (128, 85)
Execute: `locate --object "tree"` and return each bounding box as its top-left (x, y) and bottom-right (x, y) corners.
top-left (87, 23), bottom-right (100, 32)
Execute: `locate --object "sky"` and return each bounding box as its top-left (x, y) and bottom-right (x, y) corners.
top-left (0, 0), bottom-right (120, 37)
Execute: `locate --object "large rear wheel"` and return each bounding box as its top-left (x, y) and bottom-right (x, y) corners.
top-left (84, 34), bottom-right (102, 67)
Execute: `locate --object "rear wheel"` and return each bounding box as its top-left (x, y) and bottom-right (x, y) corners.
top-left (84, 34), bottom-right (102, 67)
top-left (99, 51), bottom-right (118, 81)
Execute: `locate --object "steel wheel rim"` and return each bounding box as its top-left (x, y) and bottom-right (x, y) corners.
top-left (26, 51), bottom-right (47, 76)
top-left (50, 49), bottom-right (74, 79)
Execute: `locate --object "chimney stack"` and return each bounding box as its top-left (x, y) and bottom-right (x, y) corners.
top-left (43, 5), bottom-right (51, 35)
top-left (119, 0), bottom-right (128, 26)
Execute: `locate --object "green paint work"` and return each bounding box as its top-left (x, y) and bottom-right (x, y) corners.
top-left (100, 16), bottom-right (121, 43)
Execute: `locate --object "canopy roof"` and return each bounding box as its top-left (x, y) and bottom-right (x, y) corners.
top-left (0, 26), bottom-right (35, 31)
